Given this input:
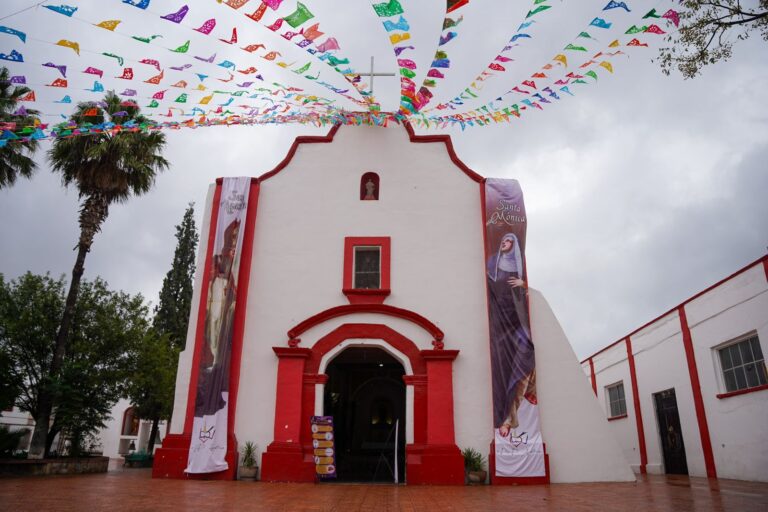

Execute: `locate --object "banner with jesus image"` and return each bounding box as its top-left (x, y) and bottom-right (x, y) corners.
top-left (186, 177), bottom-right (250, 474)
top-left (483, 178), bottom-right (545, 478)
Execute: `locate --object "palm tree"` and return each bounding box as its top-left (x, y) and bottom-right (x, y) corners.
top-left (0, 66), bottom-right (39, 188)
top-left (27, 91), bottom-right (169, 458)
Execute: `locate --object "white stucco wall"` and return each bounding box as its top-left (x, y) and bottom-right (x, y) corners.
top-left (585, 259), bottom-right (768, 482)
top-left (684, 264), bottom-right (768, 482)
top-left (172, 124), bottom-right (634, 482)
top-left (591, 342), bottom-right (641, 471)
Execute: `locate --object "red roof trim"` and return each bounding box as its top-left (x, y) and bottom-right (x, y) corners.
top-left (581, 254), bottom-right (768, 364)
top-left (256, 121), bottom-right (484, 184)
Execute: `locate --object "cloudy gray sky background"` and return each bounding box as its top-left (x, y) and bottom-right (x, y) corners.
top-left (0, 0), bottom-right (766, 359)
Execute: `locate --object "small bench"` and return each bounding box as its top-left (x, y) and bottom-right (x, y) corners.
top-left (123, 452), bottom-right (153, 468)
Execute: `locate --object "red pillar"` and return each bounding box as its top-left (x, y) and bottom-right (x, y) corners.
top-left (589, 357), bottom-right (597, 396)
top-left (408, 349), bottom-right (464, 485)
top-left (678, 306), bottom-right (717, 478)
top-left (625, 337), bottom-right (648, 474)
top-left (261, 347), bottom-right (316, 482)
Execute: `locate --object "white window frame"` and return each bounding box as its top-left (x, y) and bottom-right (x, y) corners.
top-left (352, 245), bottom-right (381, 289)
top-left (714, 332), bottom-right (767, 394)
top-left (605, 381), bottom-right (627, 419)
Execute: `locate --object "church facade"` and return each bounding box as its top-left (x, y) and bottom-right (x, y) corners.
top-left (153, 123), bottom-right (633, 484)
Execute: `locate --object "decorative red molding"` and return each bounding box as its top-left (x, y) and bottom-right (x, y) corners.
top-left (342, 236), bottom-right (391, 304)
top-left (625, 337), bottom-right (648, 474)
top-left (403, 121), bottom-right (483, 183)
top-left (589, 358), bottom-right (597, 396)
top-left (678, 305), bottom-right (717, 479)
top-left (258, 124), bottom-right (341, 182)
top-left (581, 254), bottom-right (768, 365)
top-left (402, 374), bottom-right (427, 385)
top-left (607, 413), bottom-right (628, 422)
top-left (716, 383), bottom-right (768, 399)
top-left (303, 373), bottom-right (329, 385)
top-left (183, 182), bottom-right (223, 433)
top-left (286, 303), bottom-right (444, 345)
top-left (257, 121), bottom-right (484, 185)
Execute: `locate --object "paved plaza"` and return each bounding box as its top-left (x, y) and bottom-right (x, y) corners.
top-left (0, 462), bottom-right (766, 511)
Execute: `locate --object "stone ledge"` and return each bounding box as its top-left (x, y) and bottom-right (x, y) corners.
top-left (0, 456), bottom-right (109, 477)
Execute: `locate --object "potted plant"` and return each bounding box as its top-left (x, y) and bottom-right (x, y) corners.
top-left (239, 441), bottom-right (258, 480)
top-left (462, 447), bottom-right (487, 484)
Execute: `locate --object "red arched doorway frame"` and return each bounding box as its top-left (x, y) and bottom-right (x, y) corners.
top-left (260, 323), bottom-right (465, 485)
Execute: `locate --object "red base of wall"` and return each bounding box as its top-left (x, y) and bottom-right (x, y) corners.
top-left (488, 440), bottom-right (550, 485)
top-left (260, 442), bottom-right (316, 482)
top-left (405, 444), bottom-right (465, 485)
top-left (151, 433), bottom-right (238, 480)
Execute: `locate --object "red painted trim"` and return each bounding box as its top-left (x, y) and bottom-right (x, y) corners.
top-left (589, 358), bottom-right (597, 396)
top-left (679, 306), bottom-right (717, 478)
top-left (359, 171), bottom-right (380, 200)
top-left (342, 236), bottom-right (391, 304)
top-left (626, 337), bottom-right (648, 474)
top-left (286, 303), bottom-right (444, 345)
top-left (582, 255), bottom-right (768, 364)
top-left (226, 179), bottom-right (260, 437)
top-left (184, 182), bottom-right (223, 433)
top-left (258, 124), bottom-right (341, 182)
top-left (403, 121), bottom-right (483, 183)
top-left (607, 413), bottom-right (628, 422)
top-left (716, 383), bottom-right (768, 399)
top-left (258, 121), bottom-right (483, 185)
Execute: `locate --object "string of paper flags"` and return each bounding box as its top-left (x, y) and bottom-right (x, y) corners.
top-left (0, 0), bottom-right (682, 144)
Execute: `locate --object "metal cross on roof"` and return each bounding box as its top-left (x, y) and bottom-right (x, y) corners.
top-left (357, 56), bottom-right (396, 95)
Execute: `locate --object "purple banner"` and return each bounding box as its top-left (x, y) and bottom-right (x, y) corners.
top-left (186, 177), bottom-right (250, 474)
top-left (483, 178), bottom-right (544, 477)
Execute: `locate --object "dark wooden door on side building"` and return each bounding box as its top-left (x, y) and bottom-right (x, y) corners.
top-left (654, 388), bottom-right (688, 475)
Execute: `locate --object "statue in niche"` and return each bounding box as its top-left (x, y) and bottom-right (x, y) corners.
top-left (364, 179), bottom-right (376, 200)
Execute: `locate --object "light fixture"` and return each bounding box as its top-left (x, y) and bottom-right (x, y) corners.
top-left (378, 363), bottom-right (383, 367)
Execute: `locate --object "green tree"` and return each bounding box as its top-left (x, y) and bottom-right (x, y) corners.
top-left (28, 92), bottom-right (169, 459)
top-left (0, 273), bottom-right (148, 456)
top-left (126, 330), bottom-right (180, 452)
top-left (659, 1), bottom-right (768, 78)
top-left (0, 66), bottom-right (39, 189)
top-left (154, 203), bottom-right (199, 351)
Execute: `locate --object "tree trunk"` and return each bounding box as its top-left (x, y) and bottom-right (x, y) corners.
top-left (27, 194), bottom-right (109, 459)
top-left (147, 416), bottom-right (160, 454)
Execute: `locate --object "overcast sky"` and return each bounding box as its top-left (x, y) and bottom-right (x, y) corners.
top-left (1, 0), bottom-right (766, 359)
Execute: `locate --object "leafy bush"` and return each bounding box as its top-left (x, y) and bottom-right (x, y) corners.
top-left (461, 447), bottom-right (485, 472)
top-left (0, 426), bottom-right (26, 457)
top-left (241, 441), bottom-right (257, 468)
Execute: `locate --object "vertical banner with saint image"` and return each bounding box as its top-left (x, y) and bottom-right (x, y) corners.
top-left (186, 177), bottom-right (250, 474)
top-left (483, 178), bottom-right (545, 477)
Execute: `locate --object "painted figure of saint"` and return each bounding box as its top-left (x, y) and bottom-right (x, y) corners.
top-left (486, 233), bottom-right (537, 437)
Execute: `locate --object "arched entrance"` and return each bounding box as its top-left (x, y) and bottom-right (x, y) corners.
top-left (261, 322), bottom-right (465, 485)
top-left (324, 347), bottom-right (406, 482)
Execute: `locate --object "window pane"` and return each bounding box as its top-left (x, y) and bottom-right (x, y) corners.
top-left (750, 337), bottom-right (764, 360)
top-left (740, 342), bottom-right (756, 365)
top-left (730, 345), bottom-right (743, 366)
top-left (724, 369), bottom-right (737, 392)
top-left (354, 247), bottom-right (380, 289)
top-left (719, 348), bottom-right (733, 370)
top-left (745, 363), bottom-right (760, 388)
top-left (617, 398), bottom-right (626, 416)
top-left (608, 387), bottom-right (617, 402)
top-left (756, 362), bottom-right (768, 386)
top-left (734, 366), bottom-right (747, 390)
top-left (355, 272), bottom-right (380, 289)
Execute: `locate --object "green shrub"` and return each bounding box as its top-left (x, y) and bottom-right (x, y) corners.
top-left (461, 447), bottom-right (485, 472)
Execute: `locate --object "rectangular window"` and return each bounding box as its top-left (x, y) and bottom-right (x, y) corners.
top-left (718, 334), bottom-right (767, 393)
top-left (606, 382), bottom-right (627, 418)
top-left (353, 246), bottom-right (381, 289)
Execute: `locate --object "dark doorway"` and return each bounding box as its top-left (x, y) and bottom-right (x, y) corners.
top-left (323, 347), bottom-right (406, 483)
top-left (654, 388), bottom-right (688, 475)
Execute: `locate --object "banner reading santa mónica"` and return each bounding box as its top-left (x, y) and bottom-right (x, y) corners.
top-left (186, 177), bottom-right (250, 474)
top-left (483, 178), bottom-right (545, 478)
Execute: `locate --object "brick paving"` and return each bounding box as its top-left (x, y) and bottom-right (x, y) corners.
top-left (0, 461), bottom-right (766, 511)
